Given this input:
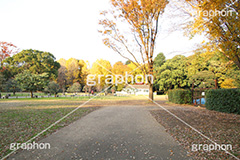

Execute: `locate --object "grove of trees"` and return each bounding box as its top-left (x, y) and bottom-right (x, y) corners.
top-left (154, 51), bottom-right (240, 92)
top-left (0, 43), bottom-right (239, 98)
top-left (0, 0), bottom-right (239, 97)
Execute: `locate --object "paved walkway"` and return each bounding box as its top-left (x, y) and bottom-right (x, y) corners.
top-left (9, 106), bottom-right (190, 160)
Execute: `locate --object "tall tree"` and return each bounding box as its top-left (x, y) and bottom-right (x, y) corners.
top-left (99, 0), bottom-right (169, 100)
top-left (183, 0), bottom-right (240, 69)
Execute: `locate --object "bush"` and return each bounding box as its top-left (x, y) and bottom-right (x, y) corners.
top-left (206, 88), bottom-right (240, 114)
top-left (168, 89), bottom-right (192, 104)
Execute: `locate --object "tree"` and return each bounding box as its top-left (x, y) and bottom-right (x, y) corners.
top-left (189, 71), bottom-right (215, 88)
top-left (3, 49), bottom-right (60, 80)
top-left (67, 82), bottom-right (81, 93)
top-left (83, 85), bottom-right (90, 93)
top-left (58, 58), bottom-right (89, 91)
top-left (58, 58), bottom-right (67, 66)
top-left (15, 71), bottom-right (48, 98)
top-left (153, 53), bottom-right (166, 91)
top-left (90, 59), bottom-right (112, 91)
top-left (57, 66), bottom-right (67, 94)
top-left (0, 42), bottom-right (18, 68)
top-left (154, 55), bottom-right (188, 92)
top-left (225, 69), bottom-right (240, 88)
top-left (65, 58), bottom-right (80, 86)
top-left (4, 79), bottom-right (21, 95)
top-left (0, 72), bottom-right (6, 91)
top-left (79, 59), bottom-right (90, 88)
top-left (186, 52), bottom-right (210, 78)
top-left (44, 81), bottom-right (60, 97)
top-left (99, 0), bottom-right (169, 100)
top-left (112, 61), bottom-right (130, 90)
top-left (186, 51), bottom-right (238, 88)
top-left (153, 52), bottom-right (166, 68)
top-left (220, 78), bottom-right (237, 88)
top-left (183, 0), bottom-right (240, 69)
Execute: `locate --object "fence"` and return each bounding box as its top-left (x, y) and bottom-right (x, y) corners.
top-left (191, 88), bottom-right (216, 106)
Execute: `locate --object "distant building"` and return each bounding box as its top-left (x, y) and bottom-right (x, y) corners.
top-left (117, 84), bottom-right (150, 95)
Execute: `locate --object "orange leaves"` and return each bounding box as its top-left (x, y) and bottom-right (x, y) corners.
top-left (103, 38), bottom-right (111, 47)
top-left (183, 0), bottom-right (240, 69)
top-left (98, 0), bottom-right (169, 76)
top-left (0, 41), bottom-right (18, 66)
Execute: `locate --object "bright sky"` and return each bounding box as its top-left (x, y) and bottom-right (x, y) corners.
top-left (0, 0), bottom-right (204, 65)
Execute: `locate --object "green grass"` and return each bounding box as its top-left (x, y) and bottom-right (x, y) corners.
top-left (0, 100), bottom-right (98, 159)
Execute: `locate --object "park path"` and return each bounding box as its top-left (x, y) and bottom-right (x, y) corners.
top-left (9, 105), bottom-right (190, 160)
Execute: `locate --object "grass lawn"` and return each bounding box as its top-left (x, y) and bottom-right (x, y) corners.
top-left (0, 98), bottom-right (99, 159)
top-left (2, 95), bottom-right (238, 159)
top-left (0, 95), bottom-right (166, 159)
top-left (150, 103), bottom-right (240, 160)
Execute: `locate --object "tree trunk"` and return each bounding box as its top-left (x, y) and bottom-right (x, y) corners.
top-left (149, 83), bottom-right (153, 101)
top-left (148, 62), bottom-right (154, 101)
top-left (55, 93), bottom-right (56, 97)
top-left (30, 91), bottom-right (33, 98)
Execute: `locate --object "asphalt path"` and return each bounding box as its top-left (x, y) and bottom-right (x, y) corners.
top-left (9, 105), bottom-right (190, 160)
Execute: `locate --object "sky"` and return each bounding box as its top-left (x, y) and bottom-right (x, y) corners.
top-left (0, 0), bottom-right (204, 65)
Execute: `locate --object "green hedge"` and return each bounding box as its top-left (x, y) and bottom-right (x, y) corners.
top-left (206, 89), bottom-right (240, 114)
top-left (168, 89), bottom-right (192, 104)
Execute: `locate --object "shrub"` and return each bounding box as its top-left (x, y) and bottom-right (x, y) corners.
top-left (168, 89), bottom-right (192, 104)
top-left (206, 88), bottom-right (240, 114)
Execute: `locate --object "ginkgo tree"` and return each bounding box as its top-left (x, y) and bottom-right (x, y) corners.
top-left (182, 0), bottom-right (240, 69)
top-left (90, 59), bottom-right (112, 91)
top-left (99, 0), bottom-right (169, 100)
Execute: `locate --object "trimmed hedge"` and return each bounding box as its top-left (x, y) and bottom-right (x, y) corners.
top-left (168, 89), bottom-right (192, 104)
top-left (206, 88), bottom-right (240, 114)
